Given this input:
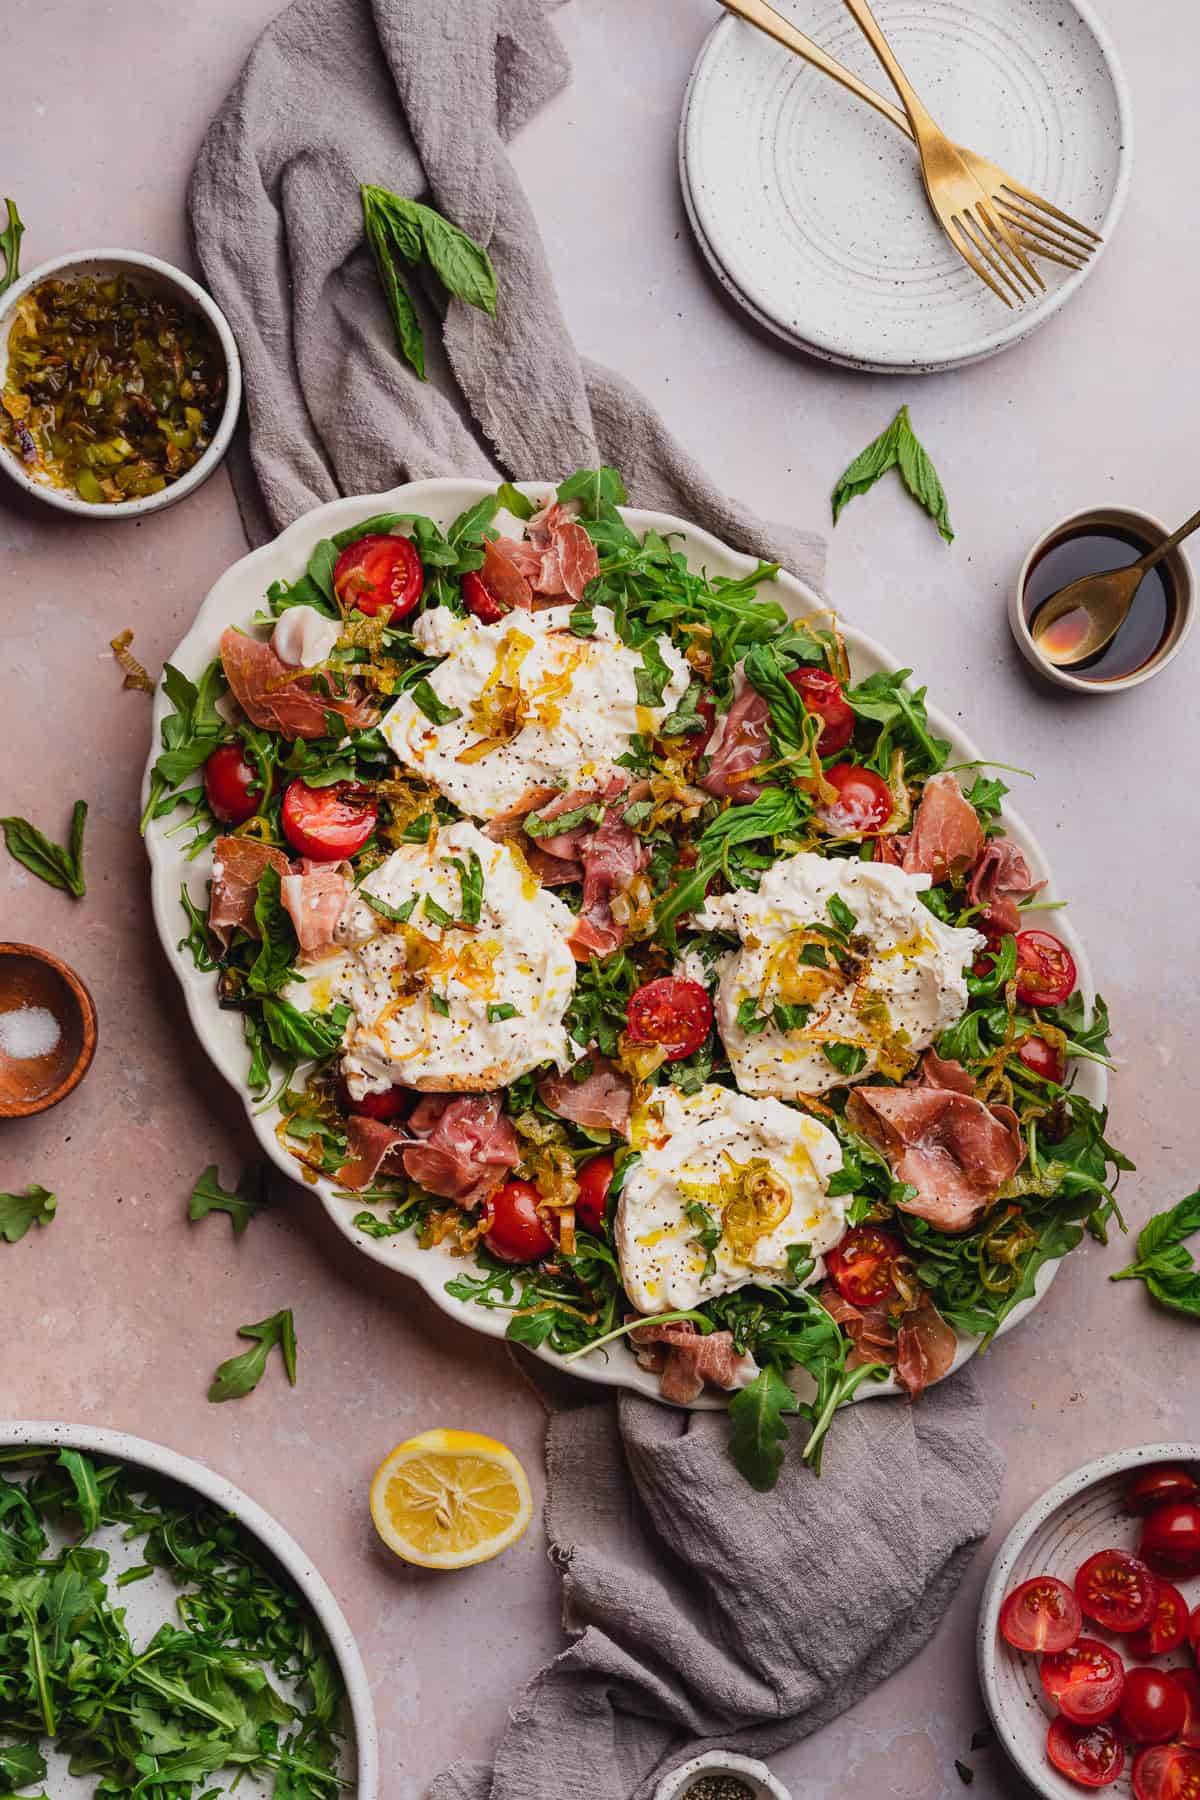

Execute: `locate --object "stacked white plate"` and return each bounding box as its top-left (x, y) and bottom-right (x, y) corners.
top-left (679, 0), bottom-right (1132, 372)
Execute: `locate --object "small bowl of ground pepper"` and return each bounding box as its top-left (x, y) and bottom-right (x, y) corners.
top-left (654, 1751), bottom-right (791, 1800)
top-left (0, 247), bottom-right (240, 519)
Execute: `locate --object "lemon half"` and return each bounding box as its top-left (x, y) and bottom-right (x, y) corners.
top-left (369, 1428), bottom-right (533, 1569)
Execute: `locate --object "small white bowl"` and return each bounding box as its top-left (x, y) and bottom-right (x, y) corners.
top-left (655, 1749), bottom-right (791, 1800)
top-left (978, 1441), bottom-right (1200, 1799)
top-left (0, 247), bottom-right (241, 519)
top-left (1010, 505), bottom-right (1194, 694)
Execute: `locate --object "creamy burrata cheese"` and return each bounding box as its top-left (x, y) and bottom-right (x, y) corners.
top-left (334, 820), bottom-right (577, 1094)
top-left (697, 852), bottom-right (983, 1099)
top-left (380, 604), bottom-right (690, 820)
top-left (616, 1083), bottom-right (845, 1314)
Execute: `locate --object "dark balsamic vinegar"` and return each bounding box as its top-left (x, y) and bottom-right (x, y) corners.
top-left (1023, 525), bottom-right (1176, 681)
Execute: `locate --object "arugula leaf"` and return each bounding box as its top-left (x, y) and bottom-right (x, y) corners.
top-left (0, 801), bottom-right (87, 898)
top-left (261, 997), bottom-right (350, 1062)
top-left (0, 1742), bottom-right (45, 1788)
top-left (410, 679), bottom-right (461, 726)
top-left (727, 1365), bottom-right (797, 1491)
top-left (188, 1162), bottom-right (270, 1235)
top-left (176, 882), bottom-right (216, 971)
top-left (831, 405), bottom-right (954, 543)
top-left (556, 466), bottom-right (629, 518)
top-left (0, 1186), bottom-right (56, 1245)
top-left (55, 1450), bottom-right (101, 1536)
top-left (208, 1309), bottom-right (298, 1402)
top-left (1111, 1189), bottom-right (1200, 1318)
top-left (361, 183), bottom-right (497, 380)
top-left (823, 1041), bottom-right (867, 1077)
top-left (844, 668), bottom-right (949, 776)
top-left (495, 481), bottom-right (535, 521)
top-left (0, 198), bottom-right (23, 296)
top-left (1058, 990), bottom-right (1114, 1062)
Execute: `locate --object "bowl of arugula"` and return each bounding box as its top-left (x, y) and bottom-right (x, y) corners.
top-left (0, 1422), bottom-right (378, 1799)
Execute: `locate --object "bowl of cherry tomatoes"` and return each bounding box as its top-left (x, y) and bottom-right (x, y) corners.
top-left (980, 1445), bottom-right (1200, 1798)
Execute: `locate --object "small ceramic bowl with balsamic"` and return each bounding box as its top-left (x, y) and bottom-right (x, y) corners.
top-left (1011, 506), bottom-right (1194, 694)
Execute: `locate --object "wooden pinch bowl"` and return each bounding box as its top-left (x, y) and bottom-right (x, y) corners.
top-left (0, 943), bottom-right (97, 1117)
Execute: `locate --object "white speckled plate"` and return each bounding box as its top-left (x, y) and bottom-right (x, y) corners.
top-left (680, 0), bottom-right (1132, 372)
top-left (144, 480), bottom-right (1105, 1406)
top-left (979, 1443), bottom-right (1200, 1799)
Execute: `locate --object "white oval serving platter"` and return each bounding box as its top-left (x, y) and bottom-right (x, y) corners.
top-left (0, 1420), bottom-right (378, 1799)
top-left (680, 0), bottom-right (1132, 373)
top-left (143, 479), bottom-right (1104, 1406)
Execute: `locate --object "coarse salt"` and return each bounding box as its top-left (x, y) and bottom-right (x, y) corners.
top-left (0, 1004), bottom-right (61, 1061)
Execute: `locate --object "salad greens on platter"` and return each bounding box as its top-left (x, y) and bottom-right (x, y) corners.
top-left (0, 1446), bottom-right (346, 1798)
top-left (148, 465), bottom-right (1129, 1489)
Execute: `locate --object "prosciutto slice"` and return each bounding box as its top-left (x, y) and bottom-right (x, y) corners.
top-left (537, 1053), bottom-right (633, 1136)
top-left (280, 860), bottom-right (351, 959)
top-left (568, 813), bottom-right (647, 961)
top-left (899, 772), bottom-right (983, 883)
top-left (208, 838), bottom-right (290, 950)
top-left (554, 521), bottom-right (600, 601)
top-left (402, 1093), bottom-right (519, 1208)
top-left (846, 1073), bottom-right (1024, 1234)
top-left (701, 670), bottom-right (770, 804)
top-left (220, 628), bottom-right (376, 741)
top-left (340, 1115), bottom-right (408, 1192)
top-left (480, 538), bottom-right (534, 614)
top-left (629, 1319), bottom-right (753, 1405)
top-left (966, 837), bottom-right (1039, 935)
top-left (895, 1300), bottom-right (959, 1400)
top-left (819, 1287), bottom-right (899, 1369)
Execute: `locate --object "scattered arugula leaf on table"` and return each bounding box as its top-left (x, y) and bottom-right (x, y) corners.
top-left (361, 182), bottom-right (497, 379)
top-left (188, 1162), bottom-right (271, 1235)
top-left (0, 1185), bottom-right (57, 1244)
top-left (831, 404), bottom-right (954, 543)
top-left (208, 1308), bottom-right (298, 1402)
top-left (1111, 1188), bottom-right (1200, 1317)
top-left (0, 198), bottom-right (23, 296)
top-left (0, 801), bottom-right (87, 898)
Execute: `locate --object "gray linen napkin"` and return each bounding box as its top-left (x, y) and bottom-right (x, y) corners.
top-left (189, 3), bottom-right (1005, 1794)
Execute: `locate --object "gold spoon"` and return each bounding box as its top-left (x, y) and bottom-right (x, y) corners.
top-left (1031, 506), bottom-right (1200, 667)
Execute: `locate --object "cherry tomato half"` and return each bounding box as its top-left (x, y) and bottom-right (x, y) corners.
top-left (786, 667), bottom-right (855, 756)
top-left (1015, 929), bottom-right (1077, 1007)
top-left (1121, 1669), bottom-right (1190, 1745)
top-left (626, 978), bottom-right (712, 1062)
top-left (1017, 1035), bottom-right (1067, 1084)
top-left (999, 1575), bottom-right (1083, 1654)
top-left (1046, 1716), bottom-right (1124, 1789)
top-left (204, 744), bottom-right (261, 824)
top-left (336, 1079), bottom-right (411, 1124)
top-left (825, 1227), bottom-right (906, 1310)
top-left (1173, 1668), bottom-right (1200, 1749)
top-left (575, 1153), bottom-right (615, 1235)
top-left (817, 762), bottom-right (893, 837)
top-left (1192, 1603), bottom-right (1200, 1658)
top-left (333, 532), bottom-right (424, 620)
top-left (281, 780), bottom-right (377, 861)
top-left (482, 1179), bottom-right (554, 1264)
top-left (1132, 1743), bottom-right (1200, 1800)
top-left (1041, 1638), bottom-right (1126, 1724)
top-left (1075, 1548), bottom-right (1159, 1634)
top-left (461, 569), bottom-right (509, 625)
top-left (1129, 1581), bottom-right (1190, 1659)
top-left (1140, 1502), bottom-right (1200, 1578)
top-left (1126, 1466), bottom-right (1200, 1516)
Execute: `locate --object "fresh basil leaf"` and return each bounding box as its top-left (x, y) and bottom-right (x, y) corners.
top-left (727, 1365), bottom-right (797, 1492)
top-left (634, 637), bottom-right (671, 708)
top-left (422, 894), bottom-right (454, 928)
top-left (659, 682), bottom-right (708, 737)
top-left (496, 481), bottom-right (535, 521)
top-left (968, 931), bottom-right (1017, 998)
top-left (363, 196), bottom-right (426, 379)
top-left (827, 894), bottom-right (858, 935)
top-left (410, 679), bottom-right (461, 726)
top-left (429, 992), bottom-right (450, 1017)
top-left (0, 1185), bottom-right (57, 1244)
top-left (487, 1003), bottom-right (521, 1022)
top-left (188, 1162), bottom-right (270, 1235)
top-left (306, 537), bottom-right (340, 603)
top-left (568, 598), bottom-right (596, 638)
top-left (0, 198), bottom-right (24, 296)
top-left (363, 889), bottom-right (415, 923)
top-left (832, 405), bottom-right (953, 544)
top-left (772, 1003), bottom-right (812, 1034)
top-left (824, 1041), bottom-right (867, 1077)
top-left (208, 1308), bottom-right (297, 1402)
top-left (736, 996), bottom-right (769, 1036)
top-left (524, 799), bottom-right (604, 839)
top-left (413, 205), bottom-right (497, 315)
top-left (248, 865), bottom-right (298, 997)
top-left (261, 997), bottom-right (349, 1061)
top-left (452, 849), bottom-right (484, 925)
top-left (1, 801), bottom-right (87, 898)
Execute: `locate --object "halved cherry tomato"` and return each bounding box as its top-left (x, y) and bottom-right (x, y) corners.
top-left (281, 779), bottom-right (377, 861)
top-left (786, 667), bottom-right (854, 756)
top-left (1046, 1716), bottom-right (1124, 1789)
top-left (1132, 1744), bottom-right (1200, 1800)
top-left (461, 568), bottom-right (508, 625)
top-left (482, 1179), bottom-right (554, 1264)
top-left (1075, 1548), bottom-right (1159, 1634)
top-left (1140, 1502), bottom-right (1200, 1578)
top-left (336, 1079), bottom-right (411, 1123)
top-left (1126, 1467), bottom-right (1200, 1516)
top-left (626, 978), bottom-right (712, 1062)
top-left (1129, 1582), bottom-right (1190, 1658)
top-left (333, 532), bottom-right (424, 619)
top-left (1041, 1638), bottom-right (1126, 1723)
top-left (1017, 1035), bottom-right (1067, 1084)
top-left (204, 744), bottom-right (261, 824)
top-left (1015, 929), bottom-right (1077, 1007)
top-left (825, 1227), bottom-right (906, 1310)
top-left (1120, 1668), bottom-right (1189, 1744)
top-left (1173, 1668), bottom-right (1200, 1749)
top-left (817, 762), bottom-right (892, 836)
top-left (999, 1575), bottom-right (1083, 1654)
top-left (575, 1153), bottom-right (615, 1235)
top-left (1192, 1604), bottom-right (1200, 1658)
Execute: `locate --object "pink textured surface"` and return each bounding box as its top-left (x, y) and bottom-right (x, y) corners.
top-left (1, 1), bottom-right (1197, 1796)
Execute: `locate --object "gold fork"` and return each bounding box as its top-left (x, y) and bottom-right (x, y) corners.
top-left (719, 0), bottom-right (1101, 297)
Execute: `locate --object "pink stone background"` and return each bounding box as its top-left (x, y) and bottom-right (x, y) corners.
top-left (2, 1), bottom-right (1198, 1795)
